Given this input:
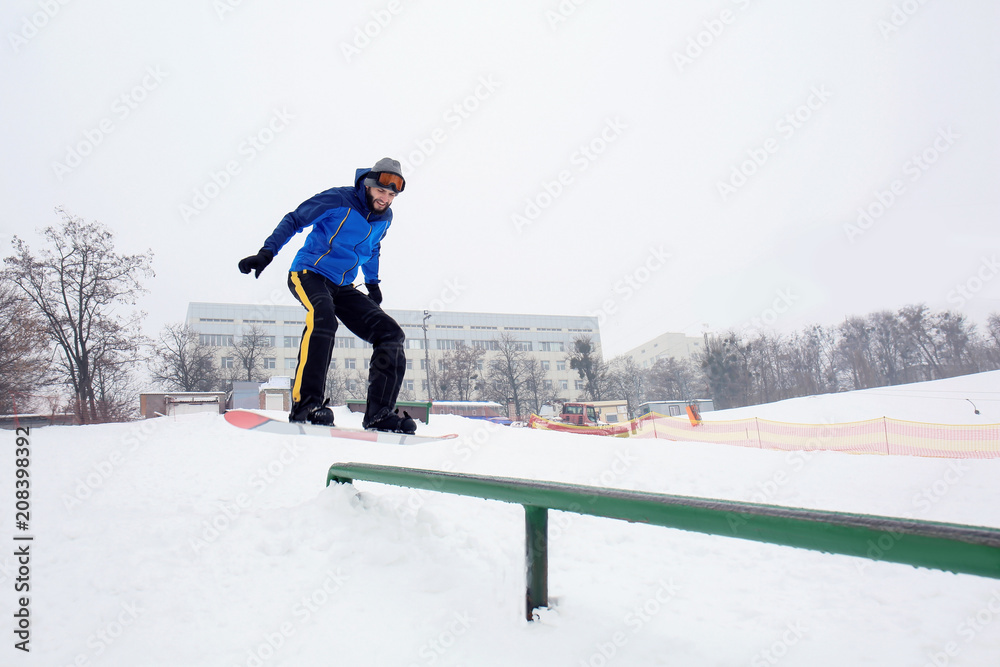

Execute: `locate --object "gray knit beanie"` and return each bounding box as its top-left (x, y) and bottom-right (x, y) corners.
top-left (363, 157), bottom-right (405, 193)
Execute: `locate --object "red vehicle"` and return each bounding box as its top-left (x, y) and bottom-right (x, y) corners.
top-left (560, 402), bottom-right (602, 426)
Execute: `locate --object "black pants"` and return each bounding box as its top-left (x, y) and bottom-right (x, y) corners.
top-left (287, 270), bottom-right (406, 423)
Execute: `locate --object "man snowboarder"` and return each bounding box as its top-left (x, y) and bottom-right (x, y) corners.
top-left (238, 158), bottom-right (415, 434)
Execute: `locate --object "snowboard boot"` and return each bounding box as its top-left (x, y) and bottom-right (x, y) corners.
top-left (363, 407), bottom-right (416, 434)
top-left (289, 398), bottom-right (334, 426)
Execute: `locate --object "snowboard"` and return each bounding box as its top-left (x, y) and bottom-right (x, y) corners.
top-left (224, 409), bottom-right (458, 445)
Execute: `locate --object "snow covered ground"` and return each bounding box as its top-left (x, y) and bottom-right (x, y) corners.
top-left (3, 373), bottom-right (1000, 666)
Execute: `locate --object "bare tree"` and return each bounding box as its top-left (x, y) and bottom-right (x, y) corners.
top-left (696, 332), bottom-right (749, 410)
top-left (606, 355), bottom-right (647, 417)
top-left (3, 209), bottom-right (153, 423)
top-left (434, 343), bottom-right (485, 401)
top-left (232, 325), bottom-right (274, 383)
top-left (0, 278), bottom-right (58, 413)
top-left (567, 335), bottom-right (609, 400)
top-left (483, 332), bottom-right (531, 418)
top-left (151, 323), bottom-right (221, 392)
top-left (644, 356), bottom-right (700, 403)
top-left (521, 357), bottom-right (561, 416)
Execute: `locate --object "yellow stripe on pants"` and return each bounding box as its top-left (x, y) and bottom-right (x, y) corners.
top-left (289, 271), bottom-right (314, 404)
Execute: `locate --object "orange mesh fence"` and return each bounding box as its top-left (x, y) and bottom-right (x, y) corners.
top-left (528, 413), bottom-right (1000, 458)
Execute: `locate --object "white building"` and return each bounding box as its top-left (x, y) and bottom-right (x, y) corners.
top-left (186, 302), bottom-right (601, 402)
top-left (622, 331), bottom-right (704, 369)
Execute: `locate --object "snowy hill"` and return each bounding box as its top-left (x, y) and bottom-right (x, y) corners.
top-left (703, 370), bottom-right (1000, 425)
top-left (4, 373), bottom-right (1000, 666)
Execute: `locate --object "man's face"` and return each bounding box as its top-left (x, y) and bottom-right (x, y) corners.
top-left (367, 186), bottom-right (396, 213)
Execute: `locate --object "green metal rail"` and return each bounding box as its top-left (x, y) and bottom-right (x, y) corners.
top-left (326, 462), bottom-right (1000, 621)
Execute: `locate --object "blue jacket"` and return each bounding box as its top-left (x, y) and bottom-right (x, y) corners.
top-left (262, 168), bottom-right (392, 286)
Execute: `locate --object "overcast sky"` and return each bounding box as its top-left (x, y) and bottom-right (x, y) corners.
top-left (2, 1), bottom-right (998, 357)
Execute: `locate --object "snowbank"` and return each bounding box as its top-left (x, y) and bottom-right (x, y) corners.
top-left (3, 374), bottom-right (999, 666)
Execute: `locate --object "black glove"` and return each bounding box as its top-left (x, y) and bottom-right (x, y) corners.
top-left (365, 282), bottom-right (383, 305)
top-left (238, 249), bottom-right (274, 278)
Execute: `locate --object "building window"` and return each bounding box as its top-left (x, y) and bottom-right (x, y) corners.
top-left (221, 357), bottom-right (234, 368)
top-left (346, 379), bottom-right (359, 393)
top-left (541, 361), bottom-right (550, 371)
top-left (335, 337), bottom-right (355, 348)
top-left (420, 359), bottom-right (428, 370)
top-left (543, 380), bottom-right (553, 389)
top-left (512, 340), bottom-right (532, 352)
top-left (575, 380), bottom-right (585, 390)
top-left (407, 339), bottom-right (426, 350)
top-left (284, 336), bottom-right (300, 348)
top-left (403, 380), bottom-right (414, 391)
top-left (330, 359), bottom-right (337, 370)
top-left (557, 361), bottom-right (566, 371)
top-left (199, 318), bottom-right (234, 323)
top-left (285, 358), bottom-right (297, 370)
top-left (200, 334), bottom-right (234, 347)
top-left (344, 358), bottom-right (357, 370)
top-left (560, 380), bottom-right (568, 390)
top-left (406, 359), bottom-right (413, 370)
top-left (243, 319), bottom-right (275, 325)
top-left (473, 340), bottom-right (498, 351)
top-left (264, 357), bottom-right (276, 369)
top-left (539, 341), bottom-right (565, 352)
top-left (437, 339), bottom-right (462, 350)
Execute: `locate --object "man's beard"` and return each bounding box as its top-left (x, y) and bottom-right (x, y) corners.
top-left (366, 190), bottom-right (390, 213)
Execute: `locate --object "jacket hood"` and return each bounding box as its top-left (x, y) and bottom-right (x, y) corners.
top-left (354, 167), bottom-right (371, 189)
top-left (353, 167), bottom-right (391, 221)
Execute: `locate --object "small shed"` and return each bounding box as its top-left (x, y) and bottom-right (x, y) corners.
top-left (140, 392), bottom-right (227, 419)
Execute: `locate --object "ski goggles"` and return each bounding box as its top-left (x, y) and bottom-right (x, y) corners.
top-left (373, 171), bottom-right (405, 193)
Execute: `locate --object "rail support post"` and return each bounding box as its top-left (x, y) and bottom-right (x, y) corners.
top-left (524, 505), bottom-right (548, 620)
